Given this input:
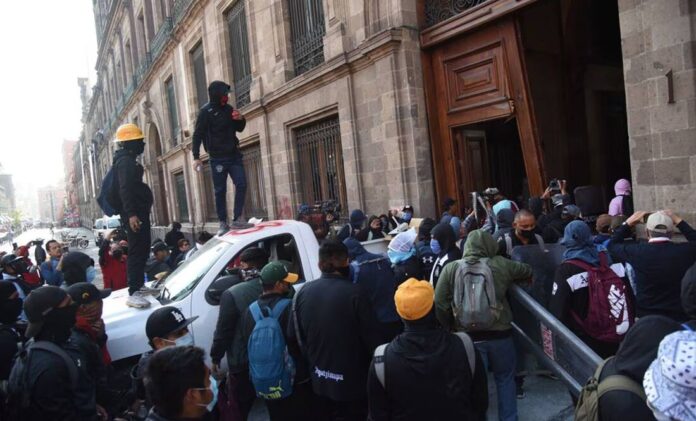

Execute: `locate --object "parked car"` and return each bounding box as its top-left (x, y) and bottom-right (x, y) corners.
top-left (93, 215), bottom-right (121, 246)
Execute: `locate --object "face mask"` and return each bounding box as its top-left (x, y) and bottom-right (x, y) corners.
top-left (337, 266), bottom-right (351, 278)
top-left (42, 304), bottom-right (77, 343)
top-left (86, 266), bottom-right (96, 283)
top-left (518, 229), bottom-right (535, 240)
top-left (402, 212), bottom-right (412, 223)
top-left (220, 95), bottom-right (229, 106)
top-left (194, 376), bottom-right (218, 412)
top-left (163, 331), bottom-right (195, 347)
top-left (128, 141), bottom-right (145, 156)
top-left (0, 298), bottom-right (22, 324)
top-left (430, 239), bottom-right (442, 255)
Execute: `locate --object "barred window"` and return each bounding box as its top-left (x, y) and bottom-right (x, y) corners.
top-left (241, 144), bottom-right (268, 219)
top-left (294, 117), bottom-right (347, 211)
top-left (288, 0), bottom-right (326, 76)
top-left (201, 161), bottom-right (217, 221)
top-left (226, 1), bottom-right (251, 108)
top-left (164, 77), bottom-right (179, 145)
top-left (190, 41), bottom-right (207, 110)
top-left (174, 171), bottom-right (189, 222)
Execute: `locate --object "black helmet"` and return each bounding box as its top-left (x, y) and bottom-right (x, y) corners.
top-left (1, 254), bottom-right (21, 267)
top-left (1, 254), bottom-right (27, 274)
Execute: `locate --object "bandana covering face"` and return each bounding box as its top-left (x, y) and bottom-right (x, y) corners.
top-left (75, 301), bottom-right (111, 365)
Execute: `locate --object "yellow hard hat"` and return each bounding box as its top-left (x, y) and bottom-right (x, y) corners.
top-left (114, 123), bottom-right (145, 142)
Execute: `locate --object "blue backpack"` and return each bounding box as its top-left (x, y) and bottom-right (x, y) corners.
top-left (248, 299), bottom-right (295, 400)
top-left (97, 167), bottom-right (122, 217)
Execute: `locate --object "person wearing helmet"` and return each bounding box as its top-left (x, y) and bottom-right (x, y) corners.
top-left (191, 81), bottom-right (247, 235)
top-left (112, 123), bottom-right (154, 296)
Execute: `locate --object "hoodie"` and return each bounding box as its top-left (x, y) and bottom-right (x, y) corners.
top-left (597, 315), bottom-right (681, 421)
top-left (192, 81), bottom-right (247, 160)
top-left (608, 179), bottom-right (632, 217)
top-left (429, 223), bottom-right (460, 288)
top-left (434, 230), bottom-right (532, 339)
top-left (113, 148), bottom-right (153, 219)
top-left (492, 208), bottom-right (514, 241)
top-left (344, 238), bottom-right (399, 324)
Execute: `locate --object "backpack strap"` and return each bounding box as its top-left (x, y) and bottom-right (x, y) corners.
top-left (566, 258), bottom-right (594, 273)
top-left (292, 292), bottom-right (305, 352)
top-left (30, 341), bottom-right (78, 390)
top-left (249, 301), bottom-right (264, 322)
top-left (535, 234), bottom-right (545, 251)
top-left (504, 234), bottom-right (513, 256)
top-left (350, 261), bottom-right (360, 284)
top-left (454, 332), bottom-right (476, 376)
top-left (270, 299), bottom-right (291, 319)
top-left (597, 375), bottom-right (646, 401)
top-left (373, 343), bottom-right (388, 389)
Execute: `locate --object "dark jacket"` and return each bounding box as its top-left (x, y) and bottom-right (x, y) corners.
top-left (609, 220), bottom-right (696, 320)
top-left (69, 329), bottom-right (117, 412)
top-left (492, 208), bottom-right (515, 242)
top-left (113, 148), bottom-right (153, 219)
top-left (132, 350), bottom-right (153, 403)
top-left (241, 292), bottom-right (308, 382)
top-left (497, 230), bottom-right (543, 258)
top-left (344, 238), bottom-right (399, 324)
top-left (288, 273), bottom-right (382, 401)
top-left (367, 314), bottom-right (488, 421)
top-left (393, 256), bottom-right (422, 286)
top-left (682, 262), bottom-right (696, 319)
top-left (0, 324), bottom-right (22, 380)
top-left (210, 276), bottom-right (263, 372)
top-left (61, 252), bottom-right (94, 286)
top-left (549, 261), bottom-right (632, 358)
top-left (597, 315), bottom-right (681, 421)
top-left (145, 258), bottom-right (172, 282)
top-left (429, 223), bottom-right (460, 289)
top-left (23, 338), bottom-right (97, 421)
top-left (192, 81), bottom-right (247, 160)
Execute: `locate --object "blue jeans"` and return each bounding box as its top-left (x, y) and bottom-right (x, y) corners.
top-left (209, 157), bottom-right (247, 222)
top-left (475, 336), bottom-right (518, 421)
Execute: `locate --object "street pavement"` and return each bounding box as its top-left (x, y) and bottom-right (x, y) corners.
top-left (5, 228), bottom-right (574, 420)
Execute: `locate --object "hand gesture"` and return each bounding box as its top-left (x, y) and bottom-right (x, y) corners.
top-left (626, 211), bottom-right (649, 227)
top-left (129, 216), bottom-right (142, 233)
top-left (232, 110), bottom-right (243, 120)
top-left (661, 209), bottom-right (682, 225)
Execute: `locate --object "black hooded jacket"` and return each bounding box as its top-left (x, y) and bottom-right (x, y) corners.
top-left (367, 312), bottom-right (488, 421)
top-left (492, 208), bottom-right (515, 241)
top-left (192, 81), bottom-right (247, 160)
top-left (429, 223), bottom-right (460, 288)
top-left (597, 315), bottom-right (681, 421)
top-left (113, 148), bottom-right (153, 219)
top-left (682, 262), bottom-right (696, 320)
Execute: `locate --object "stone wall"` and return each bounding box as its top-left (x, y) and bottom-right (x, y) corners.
top-left (619, 0), bottom-right (696, 224)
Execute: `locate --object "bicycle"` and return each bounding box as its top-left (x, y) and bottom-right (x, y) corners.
top-left (66, 233), bottom-right (90, 250)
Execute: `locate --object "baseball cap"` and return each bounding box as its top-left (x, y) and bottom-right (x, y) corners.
top-left (646, 212), bottom-right (674, 234)
top-left (260, 261), bottom-right (299, 286)
top-left (145, 306), bottom-right (199, 341)
top-left (24, 286), bottom-right (69, 339)
top-left (596, 214), bottom-right (612, 232)
top-left (152, 242), bottom-right (169, 254)
top-left (643, 330), bottom-right (696, 419)
top-left (394, 278), bottom-right (434, 321)
top-left (67, 282), bottom-right (111, 305)
top-left (562, 204), bottom-right (581, 218)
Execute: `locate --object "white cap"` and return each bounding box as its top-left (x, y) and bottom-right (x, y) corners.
top-left (388, 228), bottom-right (417, 253)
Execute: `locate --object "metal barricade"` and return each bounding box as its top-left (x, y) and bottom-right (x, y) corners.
top-left (509, 244), bottom-right (603, 396)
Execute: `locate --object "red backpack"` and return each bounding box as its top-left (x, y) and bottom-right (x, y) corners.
top-left (567, 253), bottom-right (634, 343)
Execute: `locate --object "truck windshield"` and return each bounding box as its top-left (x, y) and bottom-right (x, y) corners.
top-left (106, 218), bottom-right (120, 228)
top-left (160, 238), bottom-right (231, 302)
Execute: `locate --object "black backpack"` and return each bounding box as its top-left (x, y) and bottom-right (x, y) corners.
top-left (5, 341), bottom-right (78, 419)
top-left (97, 167), bottom-right (123, 217)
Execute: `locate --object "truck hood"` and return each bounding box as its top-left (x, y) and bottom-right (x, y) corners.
top-left (103, 288), bottom-right (163, 361)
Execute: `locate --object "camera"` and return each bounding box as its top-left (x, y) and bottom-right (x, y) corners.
top-left (548, 179), bottom-right (561, 193)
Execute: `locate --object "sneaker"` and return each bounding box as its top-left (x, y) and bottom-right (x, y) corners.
top-left (217, 222), bottom-right (230, 236)
top-left (126, 292), bottom-right (151, 309)
top-left (139, 285), bottom-right (162, 297)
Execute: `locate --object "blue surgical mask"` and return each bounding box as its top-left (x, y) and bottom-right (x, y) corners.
top-left (388, 248), bottom-right (416, 265)
top-left (402, 212), bottom-right (413, 223)
top-left (195, 376), bottom-right (218, 412)
top-left (430, 238), bottom-right (442, 255)
top-left (86, 266), bottom-right (96, 283)
top-left (164, 332), bottom-right (195, 347)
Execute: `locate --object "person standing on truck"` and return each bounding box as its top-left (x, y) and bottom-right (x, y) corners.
top-left (210, 247), bottom-right (269, 419)
top-left (112, 123), bottom-right (154, 296)
top-left (191, 81), bottom-right (247, 236)
top-left (288, 240), bottom-right (382, 421)
top-left (434, 230), bottom-right (532, 421)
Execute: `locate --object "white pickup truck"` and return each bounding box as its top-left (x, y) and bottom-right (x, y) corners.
top-left (103, 220), bottom-right (388, 366)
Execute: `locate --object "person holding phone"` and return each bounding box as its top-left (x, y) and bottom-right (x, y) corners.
top-left (40, 239), bottom-right (65, 287)
top-left (191, 81), bottom-right (247, 235)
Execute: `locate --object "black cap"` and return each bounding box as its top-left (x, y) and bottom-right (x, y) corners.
top-left (67, 282), bottom-right (111, 305)
top-left (402, 205), bottom-right (414, 213)
top-left (24, 286), bottom-right (69, 338)
top-left (1, 254), bottom-right (21, 267)
top-left (152, 242), bottom-right (169, 254)
top-left (145, 306), bottom-right (198, 341)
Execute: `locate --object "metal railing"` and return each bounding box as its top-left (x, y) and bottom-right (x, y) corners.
top-left (149, 17), bottom-right (173, 61)
top-left (173, 0), bottom-right (194, 24)
top-left (423, 0), bottom-right (492, 28)
top-left (288, 0), bottom-right (326, 76)
top-left (241, 144), bottom-right (268, 219)
top-left (233, 74), bottom-right (252, 108)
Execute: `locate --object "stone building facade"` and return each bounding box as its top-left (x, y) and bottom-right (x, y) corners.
top-left (77, 0), bottom-right (434, 237)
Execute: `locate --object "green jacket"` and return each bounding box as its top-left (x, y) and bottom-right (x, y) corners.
top-left (434, 230), bottom-right (532, 333)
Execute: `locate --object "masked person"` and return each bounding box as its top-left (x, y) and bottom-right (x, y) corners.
top-left (192, 81), bottom-right (247, 235)
top-left (388, 228), bottom-right (423, 286)
top-left (543, 204), bottom-right (581, 243)
top-left (288, 240), bottom-right (382, 421)
top-left (61, 251), bottom-right (97, 286)
top-left (132, 306), bottom-right (199, 416)
top-left (1, 254), bottom-right (34, 318)
top-left (608, 179), bottom-right (633, 217)
top-left (355, 215), bottom-right (385, 242)
top-left (40, 240), bottom-right (65, 287)
top-left (112, 123), bottom-right (154, 296)
top-left (337, 209), bottom-right (367, 243)
top-left (416, 218), bottom-right (437, 278)
top-left (492, 208), bottom-right (515, 242)
top-left (0, 281), bottom-right (25, 382)
top-left (164, 222), bottom-right (185, 261)
top-left (144, 346), bottom-right (215, 421)
top-left (99, 236), bottom-right (127, 291)
top-left (497, 210), bottom-right (545, 258)
top-left (9, 286), bottom-right (101, 420)
top-left (146, 242), bottom-right (172, 282)
top-left (429, 223), bottom-right (460, 289)
top-left (210, 247), bottom-right (269, 420)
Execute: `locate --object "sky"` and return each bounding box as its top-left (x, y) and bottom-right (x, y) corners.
top-left (0, 1), bottom-right (97, 196)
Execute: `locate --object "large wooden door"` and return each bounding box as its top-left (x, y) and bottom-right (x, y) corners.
top-left (422, 17), bottom-right (545, 209)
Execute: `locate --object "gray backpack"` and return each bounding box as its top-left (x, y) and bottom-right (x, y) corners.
top-left (452, 258), bottom-right (500, 331)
